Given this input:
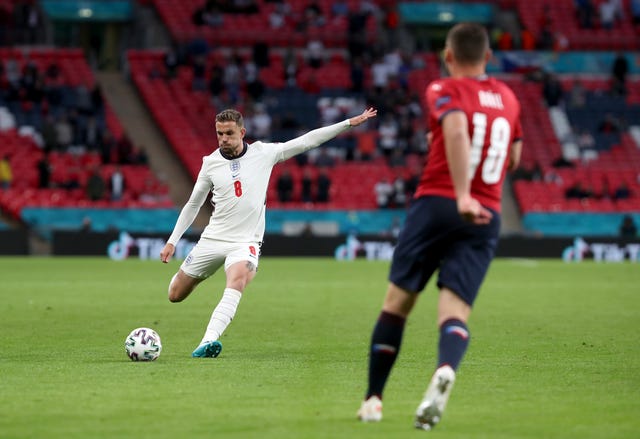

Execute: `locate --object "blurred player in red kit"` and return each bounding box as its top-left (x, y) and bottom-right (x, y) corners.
top-left (357, 22), bottom-right (523, 430)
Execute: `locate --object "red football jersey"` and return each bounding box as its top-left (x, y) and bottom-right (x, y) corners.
top-left (415, 76), bottom-right (522, 212)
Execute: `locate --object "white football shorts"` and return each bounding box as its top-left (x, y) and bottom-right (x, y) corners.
top-left (180, 238), bottom-right (261, 279)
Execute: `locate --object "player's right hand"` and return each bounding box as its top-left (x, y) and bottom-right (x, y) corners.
top-left (457, 195), bottom-right (492, 225)
top-left (160, 243), bottom-right (175, 263)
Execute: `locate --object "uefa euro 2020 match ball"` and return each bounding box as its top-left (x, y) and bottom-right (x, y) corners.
top-left (125, 327), bottom-right (162, 361)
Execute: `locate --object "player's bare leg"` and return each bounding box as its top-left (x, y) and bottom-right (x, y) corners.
top-left (192, 260), bottom-right (257, 358)
top-left (168, 270), bottom-right (203, 302)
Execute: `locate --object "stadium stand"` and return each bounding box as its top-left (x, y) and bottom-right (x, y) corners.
top-left (151, 0), bottom-right (380, 48)
top-left (516, 0), bottom-right (640, 51)
top-left (2, 0), bottom-right (640, 241)
top-left (0, 48), bottom-right (173, 234)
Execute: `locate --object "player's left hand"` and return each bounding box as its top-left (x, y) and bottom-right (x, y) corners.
top-left (457, 195), bottom-right (492, 225)
top-left (160, 243), bottom-right (175, 263)
top-left (349, 108), bottom-right (377, 127)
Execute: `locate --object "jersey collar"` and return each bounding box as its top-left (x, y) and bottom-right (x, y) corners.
top-left (220, 142), bottom-right (248, 160)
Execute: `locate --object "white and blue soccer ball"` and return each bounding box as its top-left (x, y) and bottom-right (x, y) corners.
top-left (125, 327), bottom-right (162, 361)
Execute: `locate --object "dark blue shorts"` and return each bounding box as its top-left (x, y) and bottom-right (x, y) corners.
top-left (388, 196), bottom-right (500, 306)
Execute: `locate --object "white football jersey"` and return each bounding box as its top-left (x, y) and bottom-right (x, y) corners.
top-left (167, 119), bottom-right (350, 245)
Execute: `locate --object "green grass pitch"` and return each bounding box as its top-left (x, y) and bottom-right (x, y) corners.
top-left (1, 257), bottom-right (639, 439)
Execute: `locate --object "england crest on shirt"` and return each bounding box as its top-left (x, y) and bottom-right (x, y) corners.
top-left (230, 160), bottom-right (240, 179)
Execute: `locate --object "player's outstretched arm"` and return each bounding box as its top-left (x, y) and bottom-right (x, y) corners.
top-left (348, 107), bottom-right (377, 127)
top-left (275, 108), bottom-right (377, 162)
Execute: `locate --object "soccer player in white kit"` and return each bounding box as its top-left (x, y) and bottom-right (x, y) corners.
top-left (160, 107), bottom-right (377, 357)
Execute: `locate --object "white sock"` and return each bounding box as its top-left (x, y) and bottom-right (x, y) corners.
top-left (200, 288), bottom-right (242, 345)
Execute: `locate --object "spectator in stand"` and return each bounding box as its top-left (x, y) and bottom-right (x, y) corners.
top-left (297, 1), bottom-right (325, 31)
top-left (576, 0), bottom-right (595, 29)
top-left (554, 31), bottom-right (569, 52)
top-left (392, 174), bottom-right (406, 208)
top-left (371, 56), bottom-right (390, 92)
top-left (80, 216), bottom-right (92, 232)
top-left (316, 169), bottom-right (331, 203)
top-left (45, 60), bottom-right (60, 81)
top-left (110, 166), bottom-right (125, 201)
top-left (193, 0), bottom-right (224, 27)
top-left (81, 116), bottom-right (103, 151)
top-left (331, 0), bottom-right (349, 18)
top-left (0, 5), bottom-right (10, 46)
top-left (100, 131), bottom-right (118, 164)
top-left (13, 0), bottom-right (42, 44)
top-left (347, 5), bottom-right (370, 60)
top-left (90, 84), bottom-right (105, 116)
top-left (269, 2), bottom-right (290, 28)
top-left (283, 48), bottom-right (299, 87)
top-left (75, 83), bottom-right (93, 116)
top-left (86, 166), bottom-right (106, 201)
top-left (410, 121), bottom-right (428, 155)
top-left (396, 115), bottom-right (414, 153)
top-left (350, 57), bottom-right (365, 93)
top-left (382, 3), bottom-right (400, 49)
top-left (619, 215), bottom-right (638, 237)
top-left (164, 46), bottom-right (179, 79)
top-left (55, 113), bottom-right (73, 150)
top-left (611, 52), bottom-right (629, 96)
top-left (496, 29), bottom-right (513, 50)
top-left (37, 153), bottom-right (51, 188)
top-left (247, 103), bottom-right (271, 140)
top-left (611, 0), bottom-right (624, 22)
top-left (301, 168), bottom-right (313, 202)
top-left (632, 0), bottom-right (640, 25)
top-left (192, 55), bottom-right (207, 91)
top-left (128, 145), bottom-right (149, 165)
top-left (378, 114), bottom-right (399, 159)
top-left (537, 25), bottom-right (555, 50)
top-left (0, 154), bottom-right (12, 189)
top-left (230, 0), bottom-right (259, 15)
top-left (209, 63), bottom-right (225, 106)
top-left (598, 113), bottom-right (622, 133)
top-left (542, 73), bottom-right (563, 107)
top-left (613, 182), bottom-right (631, 200)
top-left (568, 79), bottom-right (587, 108)
top-left (576, 129), bottom-right (596, 153)
top-left (520, 27), bottom-right (536, 50)
top-left (544, 168), bottom-right (564, 185)
top-left (357, 131), bottom-right (376, 161)
top-left (599, 0), bottom-right (616, 29)
top-left (224, 52), bottom-right (243, 105)
top-left (245, 61), bottom-right (265, 102)
top-left (117, 133), bottom-right (135, 164)
top-left (66, 109), bottom-right (83, 149)
top-left (552, 155), bottom-right (575, 168)
top-left (252, 40), bottom-right (269, 68)
top-left (538, 4), bottom-right (553, 29)
top-left (314, 148), bottom-right (335, 168)
top-left (388, 148), bottom-right (406, 168)
top-left (276, 169), bottom-right (294, 202)
top-left (374, 177), bottom-right (393, 208)
top-left (4, 57), bottom-right (20, 88)
top-left (305, 38), bottom-right (325, 69)
top-left (565, 181), bottom-right (589, 199)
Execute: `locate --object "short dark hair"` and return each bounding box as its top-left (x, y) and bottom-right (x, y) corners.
top-left (446, 23), bottom-right (489, 65)
top-left (215, 109), bottom-right (244, 127)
